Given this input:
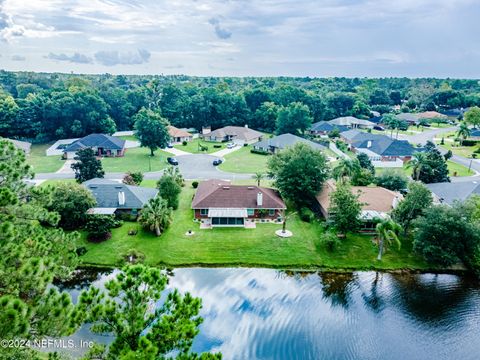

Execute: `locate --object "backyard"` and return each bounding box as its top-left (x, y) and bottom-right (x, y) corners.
top-left (76, 181), bottom-right (430, 271)
top-left (174, 138), bottom-right (226, 154)
top-left (26, 143), bottom-right (64, 173)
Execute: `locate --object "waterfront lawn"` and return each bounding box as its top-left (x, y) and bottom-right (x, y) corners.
top-left (26, 143), bottom-right (64, 173)
top-left (76, 184), bottom-right (430, 271)
top-left (174, 138), bottom-right (225, 154)
top-left (218, 146), bottom-right (270, 173)
top-left (101, 147), bottom-right (170, 172)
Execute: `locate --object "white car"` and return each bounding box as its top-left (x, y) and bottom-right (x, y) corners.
top-left (226, 143), bottom-right (235, 149)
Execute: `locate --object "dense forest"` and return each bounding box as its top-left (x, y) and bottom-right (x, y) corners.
top-left (0, 70), bottom-right (479, 142)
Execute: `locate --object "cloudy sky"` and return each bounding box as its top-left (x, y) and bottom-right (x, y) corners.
top-left (0, 0), bottom-right (479, 77)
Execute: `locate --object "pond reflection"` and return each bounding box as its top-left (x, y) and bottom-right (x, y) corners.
top-left (60, 268), bottom-right (480, 360)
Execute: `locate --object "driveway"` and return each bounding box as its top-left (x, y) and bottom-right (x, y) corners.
top-left (176, 154), bottom-right (253, 180)
top-left (210, 145), bottom-right (242, 158)
top-left (56, 160), bottom-right (76, 174)
top-left (164, 147), bottom-right (191, 156)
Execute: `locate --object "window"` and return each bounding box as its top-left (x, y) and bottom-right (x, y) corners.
top-left (247, 209), bottom-right (254, 216)
top-left (269, 209), bottom-right (275, 216)
top-left (200, 209), bottom-right (208, 216)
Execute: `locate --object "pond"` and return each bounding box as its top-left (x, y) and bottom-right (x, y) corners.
top-left (57, 268), bottom-right (480, 360)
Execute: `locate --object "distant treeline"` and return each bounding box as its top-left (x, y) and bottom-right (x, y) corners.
top-left (0, 70), bottom-right (479, 142)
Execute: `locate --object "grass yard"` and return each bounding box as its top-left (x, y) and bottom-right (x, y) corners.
top-left (77, 183), bottom-right (430, 271)
top-left (118, 135), bottom-right (138, 141)
top-left (174, 138), bottom-right (225, 154)
top-left (218, 146), bottom-right (270, 173)
top-left (439, 142), bottom-right (479, 159)
top-left (26, 143), bottom-right (65, 173)
top-left (376, 160), bottom-right (473, 177)
top-left (101, 147), bottom-right (170, 172)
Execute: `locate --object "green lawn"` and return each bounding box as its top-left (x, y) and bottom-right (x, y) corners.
top-left (376, 160), bottom-right (473, 177)
top-left (101, 147), bottom-right (170, 173)
top-left (77, 183), bottom-right (430, 271)
top-left (26, 143), bottom-right (65, 173)
top-left (174, 138), bottom-right (225, 154)
top-left (439, 142), bottom-right (479, 159)
top-left (118, 135), bottom-right (138, 141)
top-left (218, 146), bottom-right (270, 173)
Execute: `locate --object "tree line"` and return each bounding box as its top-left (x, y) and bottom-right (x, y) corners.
top-left (2, 70), bottom-right (480, 141)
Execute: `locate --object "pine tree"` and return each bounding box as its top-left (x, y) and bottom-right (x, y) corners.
top-left (71, 148), bottom-right (105, 183)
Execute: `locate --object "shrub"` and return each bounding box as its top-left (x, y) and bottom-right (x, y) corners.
top-left (76, 247), bottom-right (88, 256)
top-left (250, 148), bottom-right (270, 155)
top-left (86, 214), bottom-right (119, 242)
top-left (213, 144), bottom-right (222, 148)
top-left (123, 171), bottom-right (144, 185)
top-left (192, 181), bottom-right (199, 188)
top-left (461, 139), bottom-right (478, 146)
top-left (182, 140), bottom-right (188, 146)
top-left (121, 249), bottom-right (145, 265)
top-left (299, 207), bottom-right (315, 222)
top-left (322, 231), bottom-right (341, 252)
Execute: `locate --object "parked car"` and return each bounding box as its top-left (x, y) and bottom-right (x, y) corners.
top-left (167, 157), bottom-right (178, 165)
top-left (213, 159), bottom-right (223, 166)
top-left (373, 125), bottom-right (384, 131)
top-left (166, 143), bottom-right (173, 148)
top-left (226, 143), bottom-right (235, 149)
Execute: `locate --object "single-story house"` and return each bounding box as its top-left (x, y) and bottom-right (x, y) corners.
top-left (468, 129), bottom-right (480, 140)
top-left (63, 133), bottom-right (126, 159)
top-left (316, 180), bottom-right (403, 232)
top-left (340, 130), bottom-right (419, 164)
top-left (252, 133), bottom-right (326, 154)
top-left (83, 178), bottom-right (158, 216)
top-left (329, 116), bottom-right (375, 129)
top-left (4, 138), bottom-right (32, 154)
top-left (202, 125), bottom-right (263, 145)
top-left (416, 111), bottom-right (448, 120)
top-left (395, 113), bottom-right (419, 125)
top-left (440, 108), bottom-right (466, 118)
top-left (168, 125), bottom-right (193, 143)
top-left (309, 121), bottom-right (348, 135)
top-left (191, 179), bottom-right (286, 228)
top-left (426, 181), bottom-right (480, 206)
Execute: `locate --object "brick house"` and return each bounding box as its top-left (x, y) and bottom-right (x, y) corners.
top-left (191, 179), bottom-right (286, 228)
top-left (63, 133), bottom-right (126, 159)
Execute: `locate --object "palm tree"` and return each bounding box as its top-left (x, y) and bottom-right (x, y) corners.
top-left (332, 158), bottom-right (361, 182)
top-left (405, 152), bottom-right (428, 181)
top-left (456, 122), bottom-right (471, 146)
top-left (252, 172), bottom-right (265, 186)
top-left (375, 219), bottom-right (401, 261)
top-left (138, 196), bottom-right (172, 236)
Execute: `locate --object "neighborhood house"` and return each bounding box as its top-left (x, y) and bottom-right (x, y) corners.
top-left (340, 129), bottom-right (419, 165)
top-left (252, 133), bottom-right (326, 154)
top-left (309, 121), bottom-right (349, 136)
top-left (427, 181), bottom-right (479, 205)
top-left (202, 125), bottom-right (263, 145)
top-left (191, 179), bottom-right (286, 228)
top-left (168, 125), bottom-right (193, 143)
top-left (83, 178), bottom-right (158, 216)
top-left (316, 180), bottom-right (403, 232)
top-left (4, 138), bottom-right (32, 154)
top-left (329, 116), bottom-right (375, 129)
top-left (63, 133), bottom-right (126, 159)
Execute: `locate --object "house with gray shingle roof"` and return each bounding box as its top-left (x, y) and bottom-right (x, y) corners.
top-left (83, 178), bottom-right (158, 216)
top-left (329, 116), bottom-right (375, 129)
top-left (4, 138), bottom-right (32, 154)
top-left (309, 121), bottom-right (348, 135)
top-left (252, 133), bottom-right (326, 154)
top-left (202, 126), bottom-right (263, 145)
top-left (63, 133), bottom-right (126, 159)
top-left (340, 129), bottom-right (420, 165)
top-left (427, 181), bottom-right (480, 206)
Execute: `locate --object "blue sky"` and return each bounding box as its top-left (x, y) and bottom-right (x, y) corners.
top-left (0, 0), bottom-right (479, 77)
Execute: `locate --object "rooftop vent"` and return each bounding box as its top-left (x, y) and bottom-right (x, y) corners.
top-left (257, 192), bottom-right (263, 206)
top-left (118, 191), bottom-right (126, 206)
top-left (367, 140), bottom-right (372, 148)
top-left (247, 186), bottom-right (254, 190)
top-left (222, 186), bottom-right (230, 190)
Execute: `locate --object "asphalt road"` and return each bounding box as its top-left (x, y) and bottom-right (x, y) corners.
top-left (35, 154), bottom-right (254, 181)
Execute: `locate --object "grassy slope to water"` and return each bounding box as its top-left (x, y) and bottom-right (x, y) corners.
top-left (77, 182), bottom-right (430, 271)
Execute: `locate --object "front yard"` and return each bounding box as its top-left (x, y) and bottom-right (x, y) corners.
top-left (76, 181), bottom-right (430, 271)
top-left (174, 138), bottom-right (226, 154)
top-left (218, 146), bottom-right (270, 173)
top-left (26, 143), bottom-right (64, 173)
top-left (101, 147), bottom-right (170, 172)
top-left (376, 160), bottom-right (474, 177)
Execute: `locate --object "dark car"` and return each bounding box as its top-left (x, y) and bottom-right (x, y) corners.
top-left (373, 125), bottom-right (384, 131)
top-left (213, 159), bottom-right (223, 166)
top-left (167, 157), bottom-right (178, 165)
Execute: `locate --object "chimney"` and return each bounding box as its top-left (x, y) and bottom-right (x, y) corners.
top-left (245, 124), bottom-right (249, 128)
top-left (118, 191), bottom-right (125, 206)
top-left (257, 192), bottom-right (263, 206)
top-left (367, 140), bottom-right (372, 148)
